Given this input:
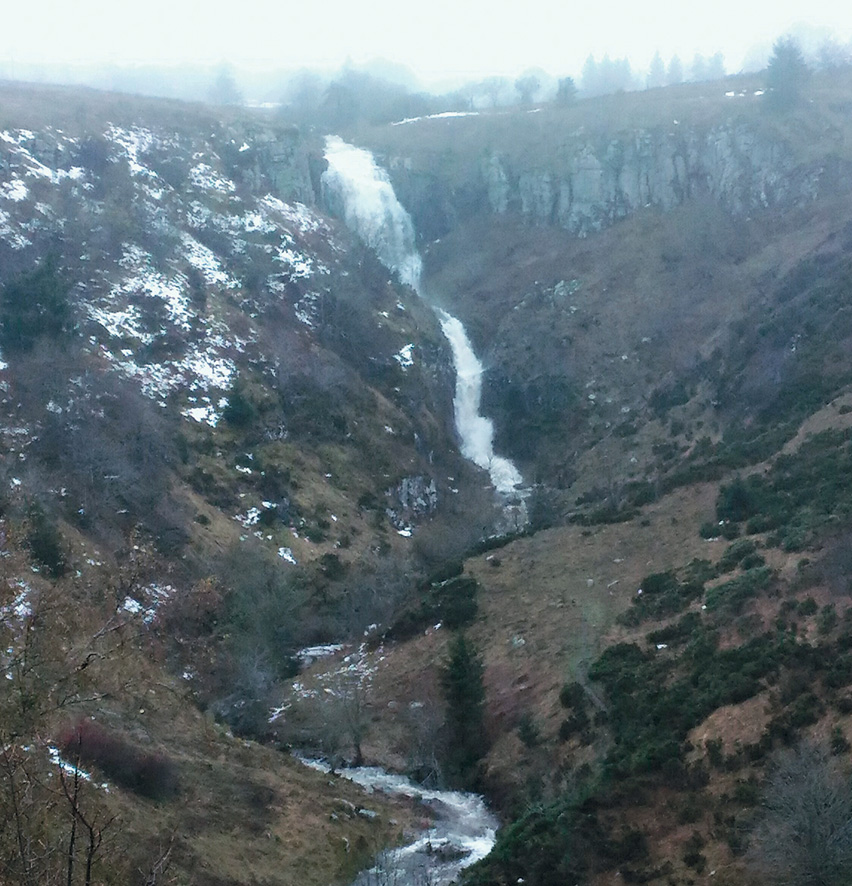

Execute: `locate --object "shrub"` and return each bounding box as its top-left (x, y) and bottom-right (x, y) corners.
top-left (717, 538), bottom-right (758, 573)
top-left (704, 567), bottom-right (773, 616)
top-left (716, 477), bottom-right (757, 523)
top-left (222, 377), bottom-right (256, 427)
top-left (25, 501), bottom-right (66, 577)
top-left (818, 604), bottom-right (839, 636)
top-left (517, 713), bottom-right (541, 748)
top-left (58, 720), bottom-right (178, 800)
top-left (0, 255), bottom-right (73, 353)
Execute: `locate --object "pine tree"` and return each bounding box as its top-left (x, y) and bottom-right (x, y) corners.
top-left (440, 631), bottom-right (486, 786)
top-left (766, 37), bottom-right (810, 110)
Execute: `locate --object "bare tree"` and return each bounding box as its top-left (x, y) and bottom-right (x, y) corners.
top-left (748, 740), bottom-right (852, 886)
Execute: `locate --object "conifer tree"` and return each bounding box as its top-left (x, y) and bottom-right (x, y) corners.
top-left (766, 37), bottom-right (810, 110)
top-left (440, 631), bottom-right (486, 786)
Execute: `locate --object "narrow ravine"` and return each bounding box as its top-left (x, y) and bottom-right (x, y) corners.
top-left (318, 136), bottom-right (516, 884)
top-left (322, 136), bottom-right (525, 515)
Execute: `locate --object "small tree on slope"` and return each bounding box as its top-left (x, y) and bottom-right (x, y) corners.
top-left (440, 631), bottom-right (487, 787)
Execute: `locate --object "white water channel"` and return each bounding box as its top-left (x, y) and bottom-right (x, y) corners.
top-left (322, 136), bottom-right (525, 505)
top-left (318, 137), bottom-right (515, 884)
top-left (300, 758), bottom-right (498, 886)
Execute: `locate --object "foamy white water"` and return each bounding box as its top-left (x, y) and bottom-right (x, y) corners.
top-left (439, 313), bottom-right (524, 495)
top-left (299, 758), bottom-right (497, 886)
top-left (323, 136), bottom-right (422, 290)
top-left (322, 136), bottom-right (524, 500)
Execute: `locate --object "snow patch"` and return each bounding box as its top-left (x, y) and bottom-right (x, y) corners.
top-left (394, 343), bottom-right (415, 370)
top-left (190, 163), bottom-right (236, 194)
top-left (391, 110), bottom-right (482, 126)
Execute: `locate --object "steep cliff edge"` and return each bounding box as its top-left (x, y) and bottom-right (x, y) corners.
top-left (358, 70), bottom-right (852, 239)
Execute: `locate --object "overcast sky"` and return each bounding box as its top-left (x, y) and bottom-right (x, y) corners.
top-left (4, 0), bottom-right (852, 84)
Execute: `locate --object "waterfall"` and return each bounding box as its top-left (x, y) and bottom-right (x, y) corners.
top-left (322, 136), bottom-right (525, 506)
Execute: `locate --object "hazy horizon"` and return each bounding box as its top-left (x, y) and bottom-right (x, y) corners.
top-left (3, 0), bottom-right (852, 94)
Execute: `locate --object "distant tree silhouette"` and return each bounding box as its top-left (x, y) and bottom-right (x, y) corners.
top-left (766, 37), bottom-right (810, 109)
top-left (817, 39), bottom-right (852, 71)
top-left (647, 51), bottom-right (666, 89)
top-left (555, 77), bottom-right (578, 105)
top-left (515, 74), bottom-right (541, 106)
top-left (480, 75), bottom-right (510, 108)
top-left (690, 53), bottom-right (708, 83)
top-left (666, 55), bottom-right (684, 86)
top-left (706, 52), bottom-right (726, 81)
top-left (581, 55), bottom-right (598, 94)
top-left (208, 63), bottom-right (243, 106)
top-left (581, 54), bottom-right (634, 96)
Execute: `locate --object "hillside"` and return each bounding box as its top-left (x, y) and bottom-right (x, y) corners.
top-left (303, 68), bottom-right (852, 885)
top-left (3, 68), bottom-right (852, 886)
top-left (0, 80), bottom-right (478, 885)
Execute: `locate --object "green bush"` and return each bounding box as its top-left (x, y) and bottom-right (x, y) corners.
top-left (704, 567), bottom-right (773, 616)
top-left (717, 538), bottom-right (759, 573)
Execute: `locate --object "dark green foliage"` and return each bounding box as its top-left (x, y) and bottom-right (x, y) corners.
top-left (517, 713), bottom-right (541, 748)
top-left (559, 681), bottom-right (591, 740)
top-left (222, 376), bottom-right (257, 427)
top-left (589, 633), bottom-right (792, 778)
top-left (706, 738), bottom-right (724, 768)
top-left (647, 611), bottom-right (702, 648)
top-left (717, 538), bottom-right (761, 574)
top-left (441, 632), bottom-right (487, 787)
top-left (799, 596), bottom-right (818, 616)
top-left (700, 520), bottom-right (719, 539)
top-left (682, 831), bottom-right (707, 872)
top-left (319, 552), bottom-right (347, 580)
top-left (818, 604), bottom-right (839, 636)
top-left (559, 681), bottom-right (587, 709)
top-left (717, 477), bottom-right (756, 523)
top-left (648, 381), bottom-right (689, 417)
top-left (618, 570), bottom-right (704, 627)
top-left (0, 256), bottom-right (72, 353)
top-left (24, 501), bottom-right (66, 577)
top-left (387, 574), bottom-right (478, 639)
top-left (704, 567), bottom-right (774, 617)
top-left (462, 786), bottom-right (652, 886)
top-left (713, 430), bottom-right (852, 551)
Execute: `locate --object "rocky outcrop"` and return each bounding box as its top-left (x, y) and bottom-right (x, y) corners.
top-left (481, 124), bottom-right (831, 234)
top-left (385, 475), bottom-right (438, 532)
top-left (220, 123), bottom-right (318, 204)
top-left (381, 121), bottom-right (843, 239)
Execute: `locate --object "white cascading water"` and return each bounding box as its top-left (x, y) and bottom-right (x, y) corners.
top-left (322, 136), bottom-right (525, 505)
top-left (299, 758), bottom-right (498, 886)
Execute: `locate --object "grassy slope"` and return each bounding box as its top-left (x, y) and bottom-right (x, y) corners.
top-left (0, 80), bottom-right (461, 885)
top-left (289, 74), bottom-right (852, 885)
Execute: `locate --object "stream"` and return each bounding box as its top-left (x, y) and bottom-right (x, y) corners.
top-left (313, 137), bottom-right (517, 884)
top-left (300, 757), bottom-right (498, 886)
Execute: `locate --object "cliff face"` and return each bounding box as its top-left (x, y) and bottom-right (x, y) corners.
top-left (383, 122), bottom-right (846, 239)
